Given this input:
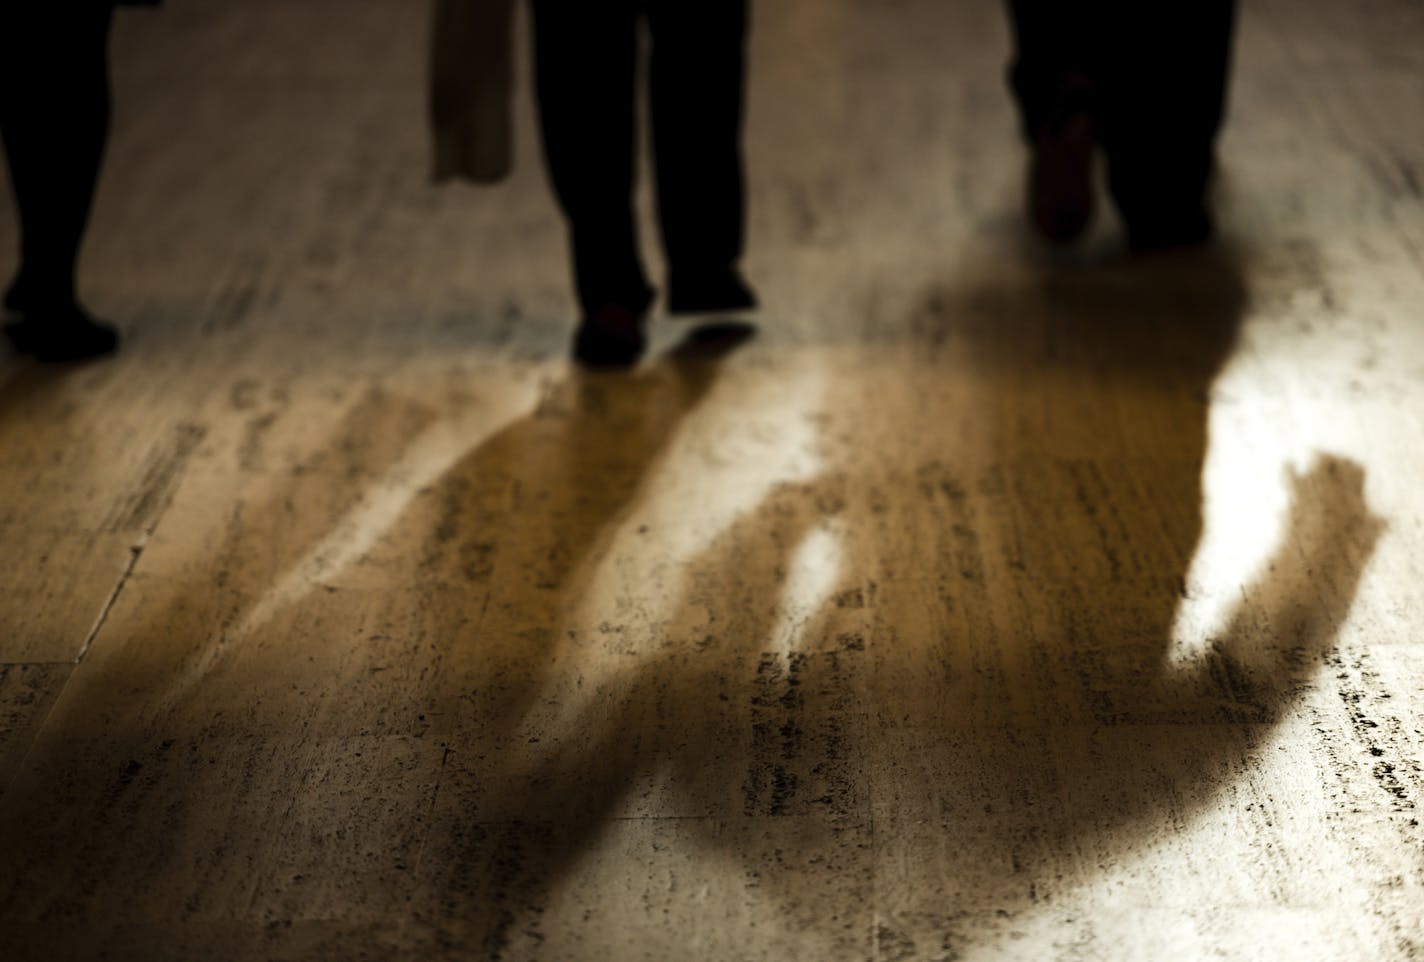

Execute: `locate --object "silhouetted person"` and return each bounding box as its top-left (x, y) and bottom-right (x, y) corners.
top-left (1007, 1), bottom-right (1237, 249)
top-left (531, 0), bottom-right (757, 367)
top-left (0, 3), bottom-right (147, 362)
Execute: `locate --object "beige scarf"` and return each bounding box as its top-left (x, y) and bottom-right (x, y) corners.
top-left (428, 0), bottom-right (516, 184)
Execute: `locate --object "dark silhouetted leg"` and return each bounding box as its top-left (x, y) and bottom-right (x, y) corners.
top-left (1005, 0), bottom-right (1099, 141)
top-left (1005, 0), bottom-right (1237, 249)
top-left (1098, 0), bottom-right (1237, 250)
top-left (1005, 0), bottom-right (1102, 243)
top-left (529, 0), bottom-right (652, 322)
top-left (646, 0), bottom-right (755, 314)
top-left (0, 3), bottom-right (120, 361)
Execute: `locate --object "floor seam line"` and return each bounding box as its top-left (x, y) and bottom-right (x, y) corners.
top-left (73, 532), bottom-right (151, 665)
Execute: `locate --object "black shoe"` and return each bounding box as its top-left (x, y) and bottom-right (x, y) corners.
top-left (3, 273), bottom-right (33, 314)
top-left (1127, 204), bottom-right (1214, 252)
top-left (572, 303), bottom-right (646, 368)
top-left (665, 268), bottom-right (757, 315)
top-left (3, 304), bottom-right (121, 363)
top-left (1028, 109), bottom-right (1096, 244)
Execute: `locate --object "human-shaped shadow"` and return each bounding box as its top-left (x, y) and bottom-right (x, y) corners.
top-left (378, 324), bottom-right (758, 747)
top-left (0, 326), bottom-right (753, 960)
top-left (437, 249), bottom-right (1384, 957)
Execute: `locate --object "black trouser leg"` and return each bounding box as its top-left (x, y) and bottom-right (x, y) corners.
top-left (0, 4), bottom-right (115, 310)
top-left (1005, 0), bottom-right (1236, 241)
top-left (645, 0), bottom-right (749, 301)
top-left (1097, 0), bottom-right (1237, 235)
top-left (1005, 0), bottom-right (1100, 140)
top-left (530, 0), bottom-right (652, 318)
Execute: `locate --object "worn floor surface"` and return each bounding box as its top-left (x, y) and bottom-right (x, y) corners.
top-left (1, 0), bottom-right (1422, 959)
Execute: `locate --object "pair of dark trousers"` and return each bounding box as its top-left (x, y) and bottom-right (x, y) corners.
top-left (0, 3), bottom-right (115, 307)
top-left (1006, 0), bottom-right (1237, 225)
top-left (530, 0), bottom-right (749, 317)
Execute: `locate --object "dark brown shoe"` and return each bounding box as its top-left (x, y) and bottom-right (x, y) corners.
top-left (1028, 110), bottom-right (1096, 244)
top-left (572, 303), bottom-right (646, 368)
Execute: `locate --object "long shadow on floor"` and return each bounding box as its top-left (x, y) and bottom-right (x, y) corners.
top-left (439, 247), bottom-right (1383, 957)
top-left (0, 325), bottom-right (752, 960)
top-left (0, 248), bottom-right (1385, 960)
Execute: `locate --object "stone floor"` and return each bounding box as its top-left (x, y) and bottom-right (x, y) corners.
top-left (1, 0), bottom-right (1422, 959)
